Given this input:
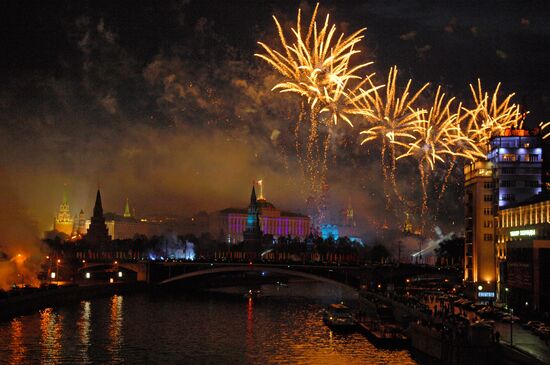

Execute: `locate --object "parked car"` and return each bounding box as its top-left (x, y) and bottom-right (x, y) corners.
top-left (527, 321), bottom-right (544, 330)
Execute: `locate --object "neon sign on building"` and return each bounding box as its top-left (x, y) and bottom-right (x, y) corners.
top-left (510, 229), bottom-right (536, 237)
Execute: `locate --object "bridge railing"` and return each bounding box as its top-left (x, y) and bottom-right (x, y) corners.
top-left (70, 249), bottom-right (364, 266)
top-left (213, 251), bottom-right (363, 265)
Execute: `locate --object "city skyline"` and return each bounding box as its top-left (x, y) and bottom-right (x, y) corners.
top-left (2, 1), bottom-right (550, 238)
top-left (1, 2), bottom-right (549, 364)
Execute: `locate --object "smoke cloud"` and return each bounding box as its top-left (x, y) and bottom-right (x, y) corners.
top-left (2, 1), bottom-right (547, 245)
top-left (0, 169), bottom-right (43, 289)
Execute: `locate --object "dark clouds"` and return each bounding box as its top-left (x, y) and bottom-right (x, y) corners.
top-left (0, 0), bottom-right (548, 236)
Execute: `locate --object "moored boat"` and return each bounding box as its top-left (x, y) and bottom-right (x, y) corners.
top-left (357, 319), bottom-right (408, 348)
top-left (323, 303), bottom-right (356, 330)
top-left (244, 289), bottom-right (262, 299)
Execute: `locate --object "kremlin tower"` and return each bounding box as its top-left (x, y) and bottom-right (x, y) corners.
top-left (123, 198), bottom-right (133, 218)
top-left (54, 189), bottom-right (73, 236)
top-left (85, 189), bottom-right (111, 244)
top-left (71, 209), bottom-right (87, 238)
top-left (243, 184), bottom-right (262, 245)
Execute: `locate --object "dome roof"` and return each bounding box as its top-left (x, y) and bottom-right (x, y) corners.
top-left (257, 198), bottom-right (275, 209)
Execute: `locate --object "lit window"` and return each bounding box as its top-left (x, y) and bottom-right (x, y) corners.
top-left (501, 154), bottom-right (516, 162)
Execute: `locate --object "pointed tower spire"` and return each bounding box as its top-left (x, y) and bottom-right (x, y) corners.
top-left (123, 197), bottom-right (132, 218)
top-left (93, 189), bottom-right (103, 218)
top-left (250, 184), bottom-right (257, 204)
top-left (86, 189), bottom-right (110, 244)
top-left (244, 183), bottom-right (262, 245)
top-left (62, 185), bottom-right (68, 204)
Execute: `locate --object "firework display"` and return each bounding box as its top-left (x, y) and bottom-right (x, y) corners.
top-left (257, 3), bottom-right (531, 235)
top-left (256, 3), bottom-right (378, 223)
top-left (357, 66), bottom-right (429, 213)
top-left (464, 79), bottom-right (524, 155)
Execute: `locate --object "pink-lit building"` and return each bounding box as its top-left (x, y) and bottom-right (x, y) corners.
top-left (209, 187), bottom-right (311, 244)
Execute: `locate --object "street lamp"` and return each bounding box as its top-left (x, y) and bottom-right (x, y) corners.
top-left (56, 259), bottom-right (60, 285)
top-left (504, 287), bottom-right (509, 309)
top-left (510, 307), bottom-right (514, 346)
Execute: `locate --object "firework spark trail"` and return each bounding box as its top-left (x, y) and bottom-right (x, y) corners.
top-left (255, 3), bottom-right (374, 126)
top-left (357, 66), bottom-right (429, 218)
top-left (397, 86), bottom-right (475, 233)
top-left (540, 121), bottom-right (550, 140)
top-left (257, 3), bottom-right (379, 223)
top-left (437, 156), bottom-right (457, 201)
top-left (465, 79), bottom-right (524, 155)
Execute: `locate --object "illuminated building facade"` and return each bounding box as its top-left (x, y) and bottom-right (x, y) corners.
top-left (464, 160), bottom-right (496, 296)
top-left (54, 191), bottom-right (73, 236)
top-left (487, 130), bottom-right (542, 208)
top-left (464, 128), bottom-right (543, 300)
top-left (209, 183), bottom-right (311, 244)
top-left (497, 193), bottom-right (550, 313)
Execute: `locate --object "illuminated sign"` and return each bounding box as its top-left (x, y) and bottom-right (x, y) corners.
top-left (478, 292), bottom-right (495, 298)
top-left (510, 229), bottom-right (536, 237)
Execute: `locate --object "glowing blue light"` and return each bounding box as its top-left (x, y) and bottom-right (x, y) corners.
top-left (320, 224), bottom-right (339, 240)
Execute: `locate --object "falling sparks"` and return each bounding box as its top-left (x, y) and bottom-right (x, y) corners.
top-left (356, 66), bottom-right (428, 216)
top-left (256, 2), bottom-right (378, 223)
top-left (255, 3), bottom-right (375, 126)
top-left (539, 121), bottom-right (550, 140)
top-left (464, 79), bottom-right (524, 155)
top-left (256, 4), bottom-right (533, 236)
top-left (397, 87), bottom-right (467, 232)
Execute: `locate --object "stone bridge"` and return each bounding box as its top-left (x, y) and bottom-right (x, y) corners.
top-left (81, 261), bottom-right (364, 288)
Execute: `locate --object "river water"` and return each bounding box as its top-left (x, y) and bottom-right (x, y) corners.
top-left (0, 281), bottom-right (420, 364)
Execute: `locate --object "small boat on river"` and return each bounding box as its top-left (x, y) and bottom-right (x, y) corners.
top-left (323, 303), bottom-right (356, 330)
top-left (357, 319), bottom-right (408, 348)
top-left (244, 289), bottom-right (262, 299)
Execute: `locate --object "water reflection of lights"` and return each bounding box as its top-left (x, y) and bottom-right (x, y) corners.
top-left (246, 297), bottom-right (254, 362)
top-left (10, 318), bottom-right (25, 364)
top-left (107, 295), bottom-right (124, 363)
top-left (78, 301), bottom-right (91, 363)
top-left (40, 308), bottom-right (62, 363)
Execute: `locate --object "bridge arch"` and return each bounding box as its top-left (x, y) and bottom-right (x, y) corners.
top-left (80, 262), bottom-right (148, 281)
top-left (159, 265), bottom-right (358, 292)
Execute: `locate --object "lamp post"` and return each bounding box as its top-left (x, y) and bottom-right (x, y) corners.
top-left (56, 259), bottom-right (61, 285)
top-left (510, 307), bottom-right (514, 346)
top-left (504, 287), bottom-right (509, 310)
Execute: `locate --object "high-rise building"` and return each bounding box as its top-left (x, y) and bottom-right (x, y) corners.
top-left (464, 128), bottom-right (543, 300)
top-left (464, 161), bottom-right (495, 294)
top-left (488, 129), bottom-right (542, 208)
top-left (54, 189), bottom-right (73, 236)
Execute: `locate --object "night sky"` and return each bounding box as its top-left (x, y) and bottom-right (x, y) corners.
top-left (1, 0), bottom-right (549, 237)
